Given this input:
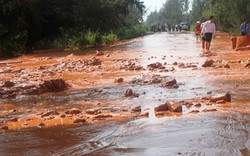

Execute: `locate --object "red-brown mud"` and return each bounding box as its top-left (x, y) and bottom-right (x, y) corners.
top-left (0, 32), bottom-right (250, 156)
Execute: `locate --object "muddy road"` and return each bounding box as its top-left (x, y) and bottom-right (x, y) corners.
top-left (0, 32), bottom-right (250, 156)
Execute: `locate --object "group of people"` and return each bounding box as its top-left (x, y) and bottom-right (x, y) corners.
top-left (195, 16), bottom-right (249, 53)
top-left (195, 16), bottom-right (216, 53)
top-left (150, 24), bottom-right (168, 32)
top-left (150, 23), bottom-right (183, 32)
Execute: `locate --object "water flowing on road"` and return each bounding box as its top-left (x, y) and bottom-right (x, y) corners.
top-left (0, 32), bottom-right (250, 156)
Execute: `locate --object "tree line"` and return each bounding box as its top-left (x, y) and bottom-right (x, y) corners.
top-left (146, 0), bottom-right (190, 31)
top-left (146, 0), bottom-right (250, 34)
top-left (1, 0), bottom-right (250, 57)
top-left (0, 0), bottom-right (147, 57)
top-left (191, 0), bottom-right (250, 34)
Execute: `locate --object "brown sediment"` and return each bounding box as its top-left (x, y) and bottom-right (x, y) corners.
top-left (1, 32), bottom-right (250, 131)
top-left (0, 32), bottom-right (250, 156)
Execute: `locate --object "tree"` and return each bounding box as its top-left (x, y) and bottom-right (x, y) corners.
top-left (191, 0), bottom-right (250, 34)
top-left (146, 0), bottom-right (190, 27)
top-left (146, 10), bottom-right (161, 26)
top-left (0, 0), bottom-right (75, 55)
top-left (0, 0), bottom-right (146, 56)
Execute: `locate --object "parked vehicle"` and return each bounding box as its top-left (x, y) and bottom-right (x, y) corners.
top-left (179, 22), bottom-right (190, 31)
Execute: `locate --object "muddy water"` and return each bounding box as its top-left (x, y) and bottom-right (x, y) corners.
top-left (1, 32), bottom-right (250, 156)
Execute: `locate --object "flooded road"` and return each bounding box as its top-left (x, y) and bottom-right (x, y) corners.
top-left (0, 32), bottom-right (250, 156)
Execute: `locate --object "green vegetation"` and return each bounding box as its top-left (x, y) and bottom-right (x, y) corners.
top-left (0, 0), bottom-right (146, 57)
top-left (117, 24), bottom-right (149, 39)
top-left (146, 0), bottom-right (190, 30)
top-left (101, 33), bottom-right (118, 45)
top-left (146, 0), bottom-right (250, 35)
top-left (1, 0), bottom-right (249, 57)
top-left (197, 0), bottom-right (250, 34)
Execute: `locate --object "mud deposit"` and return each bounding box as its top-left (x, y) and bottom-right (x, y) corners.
top-left (0, 32), bottom-right (250, 156)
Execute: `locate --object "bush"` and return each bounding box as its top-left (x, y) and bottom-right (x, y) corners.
top-left (101, 33), bottom-right (118, 45)
top-left (33, 28), bottom-right (78, 50)
top-left (0, 31), bottom-right (27, 57)
top-left (84, 30), bottom-right (99, 46)
top-left (117, 24), bottom-right (149, 39)
top-left (68, 29), bottom-right (100, 49)
top-left (65, 30), bottom-right (117, 48)
top-left (8, 24), bottom-right (149, 55)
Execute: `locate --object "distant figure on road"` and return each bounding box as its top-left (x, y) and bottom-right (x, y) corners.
top-left (201, 21), bottom-right (205, 51)
top-left (201, 16), bottom-right (216, 53)
top-left (175, 24), bottom-right (179, 32)
top-left (195, 21), bottom-right (201, 42)
top-left (240, 19), bottom-right (249, 36)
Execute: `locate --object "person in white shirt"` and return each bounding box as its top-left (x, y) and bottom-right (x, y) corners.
top-left (201, 21), bottom-right (205, 51)
top-left (201, 16), bottom-right (216, 53)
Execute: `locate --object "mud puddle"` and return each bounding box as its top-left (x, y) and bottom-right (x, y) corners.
top-left (0, 32), bottom-right (250, 156)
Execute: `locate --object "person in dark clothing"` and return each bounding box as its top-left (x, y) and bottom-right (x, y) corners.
top-left (240, 19), bottom-right (249, 36)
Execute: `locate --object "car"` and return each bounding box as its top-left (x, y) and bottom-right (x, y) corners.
top-left (179, 22), bottom-right (190, 31)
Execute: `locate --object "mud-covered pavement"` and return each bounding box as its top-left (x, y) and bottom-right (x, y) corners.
top-left (0, 32), bottom-right (250, 156)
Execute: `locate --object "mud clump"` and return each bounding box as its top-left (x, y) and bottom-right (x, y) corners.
top-left (130, 75), bottom-right (177, 86)
top-left (37, 122), bottom-right (46, 128)
top-left (124, 89), bottom-right (140, 97)
top-left (93, 114), bottom-right (113, 120)
top-left (86, 109), bottom-right (99, 115)
top-left (120, 59), bottom-right (144, 71)
top-left (166, 101), bottom-right (182, 112)
top-left (65, 108), bottom-right (82, 115)
top-left (147, 62), bottom-right (165, 70)
top-left (245, 62), bottom-right (250, 68)
top-left (1, 81), bottom-right (15, 88)
top-left (96, 50), bottom-right (104, 56)
top-left (161, 79), bottom-right (178, 87)
top-left (88, 58), bottom-right (102, 66)
top-left (132, 106), bottom-right (142, 112)
top-left (155, 101), bottom-right (182, 112)
top-left (40, 79), bottom-right (69, 93)
top-left (190, 110), bottom-right (200, 113)
top-left (223, 64), bottom-right (230, 68)
top-left (114, 78), bottom-right (124, 83)
top-left (41, 110), bottom-right (60, 118)
top-left (124, 89), bottom-right (133, 97)
top-left (8, 117), bottom-right (18, 122)
top-left (178, 62), bottom-right (197, 68)
top-left (202, 109), bottom-right (217, 112)
top-left (73, 118), bottom-right (86, 124)
top-left (216, 100), bottom-right (226, 104)
top-left (210, 93), bottom-right (231, 102)
top-left (202, 59), bottom-right (214, 67)
top-left (139, 112), bottom-right (149, 118)
top-left (154, 103), bottom-right (169, 111)
top-left (0, 79), bottom-right (69, 99)
top-left (0, 126), bottom-right (9, 131)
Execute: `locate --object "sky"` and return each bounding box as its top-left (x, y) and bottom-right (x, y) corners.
top-left (142, 0), bottom-right (166, 13)
top-left (142, 0), bottom-right (193, 20)
top-left (142, 0), bottom-right (166, 19)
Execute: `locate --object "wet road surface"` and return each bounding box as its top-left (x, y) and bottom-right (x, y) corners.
top-left (0, 32), bottom-right (250, 156)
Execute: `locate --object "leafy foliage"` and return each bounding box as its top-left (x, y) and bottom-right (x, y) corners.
top-left (0, 0), bottom-right (146, 57)
top-left (117, 24), bottom-right (149, 39)
top-left (101, 33), bottom-right (118, 45)
top-left (146, 0), bottom-right (190, 27)
top-left (191, 0), bottom-right (250, 34)
top-left (146, 0), bottom-right (250, 35)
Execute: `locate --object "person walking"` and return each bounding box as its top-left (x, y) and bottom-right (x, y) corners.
top-left (195, 21), bottom-right (201, 42)
top-left (240, 19), bottom-right (249, 36)
top-left (201, 21), bottom-right (205, 51)
top-left (201, 16), bottom-right (216, 53)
